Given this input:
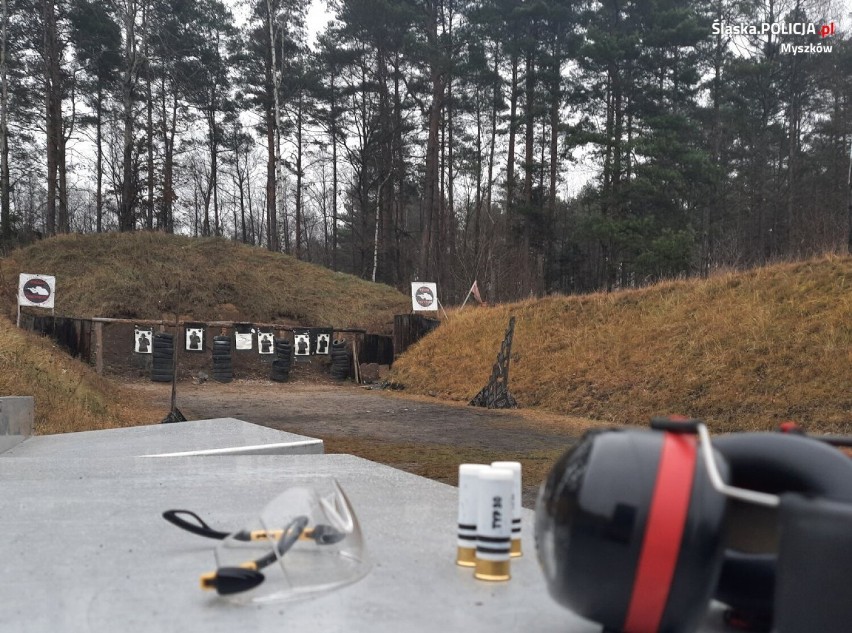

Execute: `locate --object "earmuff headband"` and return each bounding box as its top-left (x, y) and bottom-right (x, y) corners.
top-left (623, 432), bottom-right (697, 633)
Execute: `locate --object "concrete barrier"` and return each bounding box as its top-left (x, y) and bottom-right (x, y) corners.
top-left (0, 396), bottom-right (34, 454)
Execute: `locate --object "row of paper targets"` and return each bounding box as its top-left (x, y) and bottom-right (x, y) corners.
top-left (133, 325), bottom-right (333, 356)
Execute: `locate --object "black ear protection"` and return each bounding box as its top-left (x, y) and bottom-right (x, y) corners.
top-left (534, 417), bottom-right (852, 633)
top-left (163, 509), bottom-right (346, 595)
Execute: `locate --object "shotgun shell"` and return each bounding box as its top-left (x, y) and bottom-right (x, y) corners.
top-left (491, 461), bottom-right (522, 557)
top-left (474, 466), bottom-right (514, 581)
top-left (457, 464), bottom-right (488, 566)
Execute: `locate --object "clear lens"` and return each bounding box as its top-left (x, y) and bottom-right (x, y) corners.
top-left (214, 476), bottom-right (371, 604)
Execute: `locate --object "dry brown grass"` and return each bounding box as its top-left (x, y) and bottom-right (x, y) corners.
top-left (0, 316), bottom-right (161, 434)
top-left (322, 435), bottom-right (565, 499)
top-left (0, 233), bottom-right (409, 332)
top-left (390, 255), bottom-right (852, 434)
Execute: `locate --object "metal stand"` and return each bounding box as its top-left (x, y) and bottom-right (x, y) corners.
top-left (470, 317), bottom-right (518, 409)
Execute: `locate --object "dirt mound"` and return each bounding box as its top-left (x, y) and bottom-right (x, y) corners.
top-left (0, 232), bottom-right (409, 332)
top-left (390, 255), bottom-right (852, 434)
top-left (0, 317), bottom-right (161, 434)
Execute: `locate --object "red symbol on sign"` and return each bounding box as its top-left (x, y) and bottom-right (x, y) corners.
top-left (415, 286), bottom-right (434, 308)
top-left (23, 278), bottom-right (51, 304)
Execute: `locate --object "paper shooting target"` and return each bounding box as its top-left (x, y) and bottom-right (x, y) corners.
top-left (234, 324), bottom-right (255, 351)
top-left (294, 330), bottom-right (311, 356)
top-left (258, 332), bottom-right (274, 355)
top-left (134, 327), bottom-right (153, 354)
top-left (315, 332), bottom-right (331, 355)
top-left (185, 326), bottom-right (205, 352)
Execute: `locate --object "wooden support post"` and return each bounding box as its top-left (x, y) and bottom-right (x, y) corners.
top-left (352, 340), bottom-right (361, 384)
top-left (94, 321), bottom-right (104, 375)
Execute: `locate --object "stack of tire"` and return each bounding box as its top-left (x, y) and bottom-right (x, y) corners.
top-left (330, 339), bottom-right (351, 380)
top-left (211, 335), bottom-right (233, 383)
top-left (151, 332), bottom-right (175, 383)
top-left (271, 339), bottom-right (292, 382)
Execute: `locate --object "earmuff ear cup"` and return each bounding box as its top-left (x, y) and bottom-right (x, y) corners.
top-left (535, 428), bottom-right (729, 633)
top-left (713, 433), bottom-right (852, 618)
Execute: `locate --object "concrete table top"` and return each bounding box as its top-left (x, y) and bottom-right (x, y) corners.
top-left (0, 450), bottom-right (730, 632)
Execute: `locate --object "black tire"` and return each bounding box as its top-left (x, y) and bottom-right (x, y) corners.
top-left (212, 372), bottom-right (232, 380)
top-left (270, 359), bottom-right (290, 379)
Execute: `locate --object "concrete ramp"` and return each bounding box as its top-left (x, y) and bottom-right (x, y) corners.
top-left (4, 417), bottom-right (323, 458)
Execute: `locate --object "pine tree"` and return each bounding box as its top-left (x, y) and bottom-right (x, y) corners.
top-left (68, 0), bottom-right (120, 234)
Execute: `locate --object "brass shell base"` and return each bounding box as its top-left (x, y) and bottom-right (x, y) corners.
top-left (510, 538), bottom-right (522, 558)
top-left (475, 558), bottom-right (510, 581)
top-left (456, 546), bottom-right (476, 567)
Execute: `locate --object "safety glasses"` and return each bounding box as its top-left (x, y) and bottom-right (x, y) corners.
top-left (163, 477), bottom-right (371, 603)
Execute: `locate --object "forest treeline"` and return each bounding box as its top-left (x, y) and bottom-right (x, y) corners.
top-left (1, 0), bottom-right (851, 302)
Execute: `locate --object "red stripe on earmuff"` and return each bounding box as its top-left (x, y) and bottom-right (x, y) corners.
top-left (623, 432), bottom-right (697, 633)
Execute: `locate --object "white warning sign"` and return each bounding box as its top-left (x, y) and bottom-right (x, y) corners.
top-left (18, 274), bottom-right (56, 309)
top-left (411, 282), bottom-right (438, 312)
